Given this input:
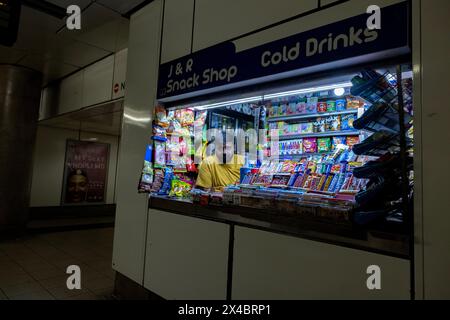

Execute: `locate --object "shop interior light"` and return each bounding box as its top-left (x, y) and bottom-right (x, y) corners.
top-left (263, 82), bottom-right (353, 100)
top-left (334, 87), bottom-right (346, 96)
top-left (192, 96), bottom-right (263, 111)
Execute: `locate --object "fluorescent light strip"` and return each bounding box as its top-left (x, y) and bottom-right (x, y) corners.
top-left (192, 96), bottom-right (263, 111)
top-left (263, 82), bottom-right (353, 100)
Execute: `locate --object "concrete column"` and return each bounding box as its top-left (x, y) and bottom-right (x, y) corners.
top-left (0, 65), bottom-right (42, 236)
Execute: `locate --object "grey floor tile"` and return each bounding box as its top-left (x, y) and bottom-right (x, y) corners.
top-left (0, 272), bottom-right (35, 287)
top-left (2, 280), bottom-right (44, 297)
top-left (39, 275), bottom-right (70, 290)
top-left (9, 288), bottom-right (55, 300)
top-left (84, 276), bottom-right (115, 291)
top-left (46, 285), bottom-right (91, 299)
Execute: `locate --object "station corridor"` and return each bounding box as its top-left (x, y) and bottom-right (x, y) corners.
top-left (0, 228), bottom-right (115, 300)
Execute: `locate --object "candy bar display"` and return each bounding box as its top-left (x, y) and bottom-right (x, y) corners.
top-left (141, 65), bottom-right (413, 232)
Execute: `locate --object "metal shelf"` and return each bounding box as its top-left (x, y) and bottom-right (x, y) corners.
top-left (268, 109), bottom-right (359, 122)
top-left (277, 130), bottom-right (360, 140)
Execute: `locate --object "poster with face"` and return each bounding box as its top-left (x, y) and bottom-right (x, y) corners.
top-left (62, 140), bottom-right (110, 205)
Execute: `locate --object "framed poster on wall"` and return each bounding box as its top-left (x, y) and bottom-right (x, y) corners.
top-left (61, 140), bottom-right (110, 205)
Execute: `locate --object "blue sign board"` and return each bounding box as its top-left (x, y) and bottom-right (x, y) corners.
top-left (157, 1), bottom-right (410, 101)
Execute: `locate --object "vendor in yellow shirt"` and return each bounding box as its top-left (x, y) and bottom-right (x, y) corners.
top-left (195, 140), bottom-right (244, 191)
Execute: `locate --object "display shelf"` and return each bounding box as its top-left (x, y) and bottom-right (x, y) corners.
top-left (277, 130), bottom-right (360, 140)
top-left (277, 151), bottom-right (334, 159)
top-left (267, 109), bottom-right (359, 122)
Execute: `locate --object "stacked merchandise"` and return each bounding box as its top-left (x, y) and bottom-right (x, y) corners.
top-left (138, 106), bottom-right (208, 200)
top-left (219, 145), bottom-right (373, 224)
top-left (349, 69), bottom-right (414, 226)
top-left (266, 90), bottom-right (363, 159)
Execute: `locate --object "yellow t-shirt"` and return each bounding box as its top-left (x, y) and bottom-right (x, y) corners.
top-left (196, 154), bottom-right (244, 190)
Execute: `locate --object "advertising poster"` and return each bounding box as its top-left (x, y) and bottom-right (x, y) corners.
top-left (62, 140), bottom-right (110, 205)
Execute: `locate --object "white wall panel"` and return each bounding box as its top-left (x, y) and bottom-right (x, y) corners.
top-left (145, 210), bottom-right (229, 299)
top-left (58, 72), bottom-right (83, 114)
top-left (193, 0), bottom-right (317, 51)
top-left (30, 126), bottom-right (78, 207)
top-left (233, 227), bottom-right (410, 300)
top-left (421, 0), bottom-right (450, 300)
top-left (82, 54), bottom-right (115, 107)
top-left (160, 0), bottom-right (195, 63)
top-left (112, 49), bottom-right (128, 99)
top-left (112, 0), bottom-right (163, 285)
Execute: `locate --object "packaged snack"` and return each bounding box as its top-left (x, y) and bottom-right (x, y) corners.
top-left (327, 100), bottom-right (336, 112)
top-left (271, 174), bottom-right (291, 187)
top-left (153, 140), bottom-right (166, 167)
top-left (346, 97), bottom-right (363, 109)
top-left (170, 178), bottom-right (193, 198)
top-left (271, 105), bottom-right (279, 117)
top-left (287, 103), bottom-right (297, 115)
top-left (336, 99), bottom-right (347, 111)
top-left (346, 136), bottom-right (360, 149)
top-left (306, 97), bottom-right (318, 113)
top-left (178, 108), bottom-right (195, 127)
top-left (303, 138), bottom-right (317, 153)
top-left (301, 122), bottom-right (314, 134)
top-left (332, 137), bottom-right (347, 150)
top-left (313, 118), bottom-right (326, 133)
top-left (296, 101), bottom-right (307, 114)
top-left (317, 101), bottom-right (328, 113)
top-left (158, 167), bottom-right (173, 195)
top-left (153, 125), bottom-right (167, 139)
top-left (194, 111), bottom-right (207, 128)
top-left (150, 169), bottom-right (164, 193)
top-left (326, 116), bottom-right (341, 131)
top-left (341, 114), bottom-right (356, 131)
top-left (317, 138), bottom-right (332, 153)
top-left (279, 104), bottom-right (287, 116)
top-left (155, 105), bottom-right (169, 128)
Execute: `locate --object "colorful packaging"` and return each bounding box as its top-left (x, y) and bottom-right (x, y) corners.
top-left (336, 99), bottom-right (347, 111)
top-left (301, 123), bottom-right (314, 134)
top-left (313, 118), bottom-right (326, 133)
top-left (303, 138), bottom-right (318, 153)
top-left (150, 169), bottom-right (164, 193)
top-left (317, 138), bottom-right (332, 153)
top-left (153, 125), bottom-right (167, 139)
top-left (346, 136), bottom-right (360, 148)
top-left (169, 178), bottom-right (193, 198)
top-left (306, 97), bottom-right (318, 113)
top-left (317, 101), bottom-right (328, 113)
top-left (296, 101), bottom-right (307, 114)
top-left (327, 100), bottom-right (336, 112)
top-left (194, 111), bottom-right (207, 127)
top-left (341, 114), bottom-right (356, 131)
top-left (158, 167), bottom-right (173, 195)
top-left (279, 104), bottom-right (287, 116)
top-left (332, 137), bottom-right (347, 150)
top-left (153, 140), bottom-right (166, 167)
top-left (346, 97), bottom-right (362, 109)
top-left (155, 105), bottom-right (169, 128)
top-left (287, 103), bottom-right (297, 115)
top-left (176, 108), bottom-right (194, 127)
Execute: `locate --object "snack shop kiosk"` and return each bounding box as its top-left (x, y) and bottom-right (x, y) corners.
top-left (113, 0), bottom-right (435, 300)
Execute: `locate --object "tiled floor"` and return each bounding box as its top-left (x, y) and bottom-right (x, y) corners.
top-left (0, 228), bottom-right (115, 300)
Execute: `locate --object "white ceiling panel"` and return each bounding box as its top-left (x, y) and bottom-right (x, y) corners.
top-left (96, 0), bottom-right (147, 15)
top-left (43, 39), bottom-right (111, 67)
